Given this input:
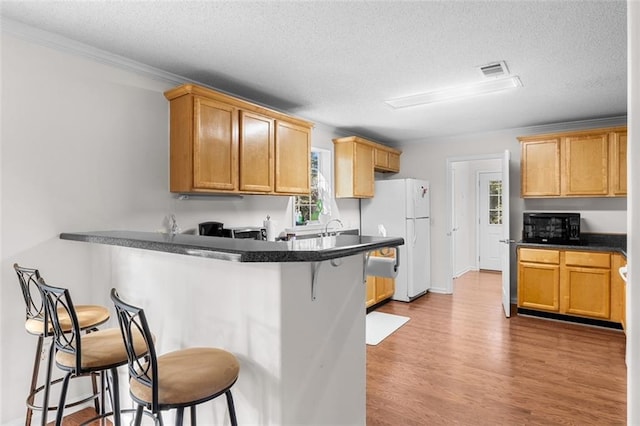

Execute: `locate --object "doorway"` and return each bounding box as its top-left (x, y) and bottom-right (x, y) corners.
top-left (446, 152), bottom-right (511, 317)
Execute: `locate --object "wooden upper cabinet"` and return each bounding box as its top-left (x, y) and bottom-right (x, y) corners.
top-left (165, 84), bottom-right (313, 195)
top-left (239, 111), bottom-right (274, 193)
top-left (610, 130), bottom-right (627, 196)
top-left (333, 136), bottom-right (401, 198)
top-left (274, 120), bottom-right (311, 195)
top-left (520, 138), bottom-right (561, 197)
top-left (519, 126), bottom-right (626, 198)
top-left (333, 137), bottom-right (374, 198)
top-left (562, 132), bottom-right (609, 196)
top-left (374, 146), bottom-right (401, 173)
top-left (191, 97), bottom-right (238, 191)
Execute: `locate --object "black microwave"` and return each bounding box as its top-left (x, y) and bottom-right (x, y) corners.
top-left (522, 212), bottom-right (580, 244)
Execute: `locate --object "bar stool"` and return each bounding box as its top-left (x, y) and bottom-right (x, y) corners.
top-left (110, 288), bottom-right (240, 426)
top-left (13, 264), bottom-right (110, 426)
top-left (37, 278), bottom-right (148, 426)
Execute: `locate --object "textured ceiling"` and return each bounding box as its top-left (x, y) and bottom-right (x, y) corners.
top-left (0, 1), bottom-right (628, 145)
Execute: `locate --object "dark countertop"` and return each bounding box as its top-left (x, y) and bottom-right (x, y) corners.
top-left (60, 230), bottom-right (404, 263)
top-left (516, 233), bottom-right (627, 257)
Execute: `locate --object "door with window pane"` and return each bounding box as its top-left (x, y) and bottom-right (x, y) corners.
top-left (478, 172), bottom-right (503, 270)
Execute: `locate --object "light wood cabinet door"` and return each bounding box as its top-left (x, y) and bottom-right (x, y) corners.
top-left (388, 152), bottom-right (401, 172)
top-left (353, 143), bottom-right (374, 197)
top-left (561, 266), bottom-right (610, 319)
top-left (193, 97), bottom-right (238, 191)
top-left (520, 138), bottom-right (561, 197)
top-left (375, 276), bottom-right (395, 302)
top-left (518, 262), bottom-right (560, 312)
top-left (239, 111), bottom-right (274, 192)
top-left (274, 120), bottom-right (311, 194)
top-left (366, 276), bottom-right (377, 308)
top-left (610, 130), bottom-right (627, 196)
top-left (374, 148), bottom-right (389, 169)
top-left (562, 133), bottom-right (609, 196)
top-left (334, 140), bottom-right (374, 198)
top-left (610, 253), bottom-right (626, 327)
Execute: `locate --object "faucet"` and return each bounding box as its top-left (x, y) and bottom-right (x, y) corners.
top-left (323, 219), bottom-right (343, 237)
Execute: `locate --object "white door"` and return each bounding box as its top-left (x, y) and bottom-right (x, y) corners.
top-left (500, 150), bottom-right (511, 318)
top-left (478, 172), bottom-right (503, 270)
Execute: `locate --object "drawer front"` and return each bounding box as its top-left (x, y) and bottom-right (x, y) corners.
top-left (519, 248), bottom-right (560, 264)
top-left (565, 251), bottom-right (610, 268)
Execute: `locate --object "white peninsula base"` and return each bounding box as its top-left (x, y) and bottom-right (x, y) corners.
top-left (90, 245), bottom-right (367, 425)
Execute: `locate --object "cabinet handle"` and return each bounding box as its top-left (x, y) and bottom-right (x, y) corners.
top-left (619, 265), bottom-right (628, 282)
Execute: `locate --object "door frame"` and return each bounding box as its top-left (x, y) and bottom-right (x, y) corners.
top-left (445, 153), bottom-right (508, 294)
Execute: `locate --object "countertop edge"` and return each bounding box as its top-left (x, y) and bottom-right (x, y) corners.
top-left (515, 242), bottom-right (626, 257)
top-left (60, 231), bottom-right (405, 263)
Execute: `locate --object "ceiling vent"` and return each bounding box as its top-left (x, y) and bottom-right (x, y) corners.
top-left (479, 61), bottom-right (510, 78)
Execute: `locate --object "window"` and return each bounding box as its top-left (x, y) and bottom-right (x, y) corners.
top-left (294, 148), bottom-right (332, 226)
top-left (488, 180), bottom-right (503, 224)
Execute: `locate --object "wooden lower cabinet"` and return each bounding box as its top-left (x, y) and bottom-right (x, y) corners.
top-left (518, 247), bottom-right (624, 325)
top-left (518, 248), bottom-right (560, 311)
top-left (561, 266), bottom-right (610, 318)
top-left (366, 250), bottom-right (396, 308)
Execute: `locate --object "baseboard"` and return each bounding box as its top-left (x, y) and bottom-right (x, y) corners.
top-left (517, 308), bottom-right (624, 330)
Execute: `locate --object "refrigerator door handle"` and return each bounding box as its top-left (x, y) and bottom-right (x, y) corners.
top-left (412, 218), bottom-right (418, 245)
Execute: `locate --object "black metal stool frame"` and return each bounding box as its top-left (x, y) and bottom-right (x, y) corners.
top-left (14, 264), bottom-right (102, 426)
top-left (111, 289), bottom-right (239, 426)
top-left (37, 279), bottom-right (123, 426)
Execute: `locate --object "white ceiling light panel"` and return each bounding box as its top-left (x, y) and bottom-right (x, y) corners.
top-left (385, 76), bottom-right (523, 108)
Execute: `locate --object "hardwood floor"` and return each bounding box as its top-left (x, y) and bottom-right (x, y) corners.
top-left (367, 271), bottom-right (627, 425)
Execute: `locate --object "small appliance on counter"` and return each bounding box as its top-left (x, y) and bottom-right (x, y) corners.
top-left (198, 221), bottom-right (266, 240)
top-left (522, 212), bottom-right (580, 244)
top-left (199, 221), bottom-right (225, 237)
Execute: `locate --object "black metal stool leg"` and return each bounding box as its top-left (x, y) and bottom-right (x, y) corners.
top-left (190, 406), bottom-right (196, 426)
top-left (26, 336), bottom-right (43, 426)
top-left (108, 367), bottom-right (121, 426)
top-left (55, 373), bottom-right (72, 426)
top-left (225, 390), bottom-right (238, 426)
top-left (40, 338), bottom-right (55, 426)
top-left (175, 407), bottom-right (184, 426)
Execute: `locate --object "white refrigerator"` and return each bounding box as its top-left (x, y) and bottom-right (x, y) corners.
top-left (361, 178), bottom-right (431, 302)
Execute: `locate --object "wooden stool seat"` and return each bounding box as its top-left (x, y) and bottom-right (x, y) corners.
top-left (25, 305), bottom-right (110, 335)
top-left (129, 347), bottom-right (239, 407)
top-left (55, 328), bottom-right (147, 371)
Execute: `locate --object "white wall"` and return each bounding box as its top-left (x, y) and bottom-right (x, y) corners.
top-left (0, 29), bottom-right (358, 423)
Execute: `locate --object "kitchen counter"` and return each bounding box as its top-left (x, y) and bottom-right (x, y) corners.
top-left (516, 232), bottom-right (626, 256)
top-left (60, 230), bottom-right (404, 262)
top-left (59, 229), bottom-right (404, 424)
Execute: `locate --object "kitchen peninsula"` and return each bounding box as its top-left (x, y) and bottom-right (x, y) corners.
top-left (60, 230), bottom-right (403, 425)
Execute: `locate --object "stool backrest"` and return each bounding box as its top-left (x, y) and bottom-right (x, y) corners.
top-left (110, 288), bottom-right (159, 412)
top-left (36, 278), bottom-right (83, 374)
top-left (13, 264), bottom-right (45, 323)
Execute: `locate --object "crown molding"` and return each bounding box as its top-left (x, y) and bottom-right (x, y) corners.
top-left (1, 17), bottom-right (188, 86)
